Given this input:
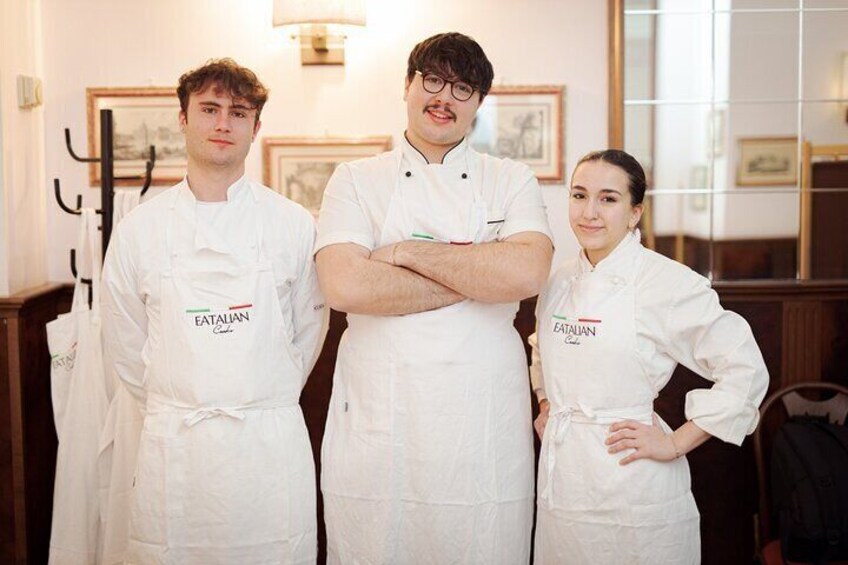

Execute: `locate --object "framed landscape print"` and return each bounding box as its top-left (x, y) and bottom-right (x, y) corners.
top-left (469, 85), bottom-right (565, 183)
top-left (736, 137), bottom-right (798, 186)
top-left (87, 87), bottom-right (185, 187)
top-left (262, 136), bottom-right (392, 214)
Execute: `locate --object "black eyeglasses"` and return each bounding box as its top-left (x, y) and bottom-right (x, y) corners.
top-left (415, 70), bottom-right (476, 102)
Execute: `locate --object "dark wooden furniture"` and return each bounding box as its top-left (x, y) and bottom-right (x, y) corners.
top-left (810, 160), bottom-right (848, 279)
top-left (1, 284), bottom-right (73, 564)
top-left (654, 235), bottom-right (797, 280)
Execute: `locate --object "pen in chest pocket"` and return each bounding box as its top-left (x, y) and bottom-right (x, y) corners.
top-left (410, 232), bottom-right (473, 245)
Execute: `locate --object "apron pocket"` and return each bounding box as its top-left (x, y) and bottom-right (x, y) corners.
top-left (130, 433), bottom-right (185, 545)
top-left (480, 209), bottom-right (505, 242)
top-left (340, 352), bottom-right (392, 434)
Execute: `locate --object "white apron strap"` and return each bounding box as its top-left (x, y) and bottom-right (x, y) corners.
top-left (541, 403), bottom-right (654, 507)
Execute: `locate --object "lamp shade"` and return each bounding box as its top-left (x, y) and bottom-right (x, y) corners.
top-left (272, 0), bottom-right (366, 27)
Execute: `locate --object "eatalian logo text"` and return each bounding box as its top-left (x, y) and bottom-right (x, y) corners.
top-left (551, 315), bottom-right (601, 346)
top-left (187, 305), bottom-right (252, 335)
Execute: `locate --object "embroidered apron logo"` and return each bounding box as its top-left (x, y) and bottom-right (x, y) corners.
top-left (186, 304), bottom-right (253, 335)
top-left (51, 342), bottom-right (78, 370)
top-left (551, 315), bottom-right (602, 345)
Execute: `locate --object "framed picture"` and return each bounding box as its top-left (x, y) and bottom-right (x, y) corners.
top-left (86, 87), bottom-right (185, 187)
top-left (736, 137), bottom-right (798, 186)
top-left (262, 136), bottom-right (392, 214)
top-left (468, 85), bottom-right (565, 183)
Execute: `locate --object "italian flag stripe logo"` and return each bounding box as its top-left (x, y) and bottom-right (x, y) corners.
top-left (186, 304), bottom-right (252, 314)
top-left (552, 314), bottom-right (602, 323)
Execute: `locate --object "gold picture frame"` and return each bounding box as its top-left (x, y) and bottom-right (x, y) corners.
top-left (736, 136), bottom-right (798, 187)
top-left (468, 85), bottom-right (565, 183)
top-left (86, 87), bottom-right (185, 187)
top-left (262, 136), bottom-right (393, 214)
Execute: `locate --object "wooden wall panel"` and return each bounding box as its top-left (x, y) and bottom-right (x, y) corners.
top-left (810, 161), bottom-right (848, 279)
top-left (781, 301), bottom-right (822, 386)
top-left (653, 235), bottom-right (796, 280)
top-left (1, 318), bottom-right (15, 563)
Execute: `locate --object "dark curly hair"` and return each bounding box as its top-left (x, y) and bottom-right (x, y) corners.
top-left (574, 149), bottom-right (647, 206)
top-left (177, 58), bottom-right (269, 122)
top-left (406, 33), bottom-right (494, 99)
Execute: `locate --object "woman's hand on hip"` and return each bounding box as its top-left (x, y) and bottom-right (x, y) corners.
top-left (606, 413), bottom-right (677, 465)
top-left (535, 399), bottom-right (550, 440)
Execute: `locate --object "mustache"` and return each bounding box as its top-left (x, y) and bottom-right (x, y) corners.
top-left (423, 105), bottom-right (456, 120)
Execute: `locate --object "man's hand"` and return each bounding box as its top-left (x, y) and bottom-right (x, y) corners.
top-left (535, 399), bottom-right (551, 440)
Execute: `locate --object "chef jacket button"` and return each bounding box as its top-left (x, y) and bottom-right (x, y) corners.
top-left (461, 173), bottom-right (468, 179)
top-left (405, 171), bottom-right (412, 178)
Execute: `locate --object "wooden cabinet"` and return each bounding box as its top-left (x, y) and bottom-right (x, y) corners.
top-left (1, 284), bottom-right (72, 564)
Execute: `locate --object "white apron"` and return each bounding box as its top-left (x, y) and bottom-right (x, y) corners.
top-left (98, 189), bottom-right (145, 564)
top-left (321, 147), bottom-right (534, 564)
top-left (47, 208), bottom-right (109, 564)
top-left (534, 246), bottom-right (700, 565)
top-left (126, 190), bottom-right (316, 564)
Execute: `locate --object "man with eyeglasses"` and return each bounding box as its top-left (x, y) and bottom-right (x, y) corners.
top-left (315, 32), bottom-right (553, 563)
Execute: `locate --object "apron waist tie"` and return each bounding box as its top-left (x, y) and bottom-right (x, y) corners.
top-left (145, 395), bottom-right (299, 428)
top-left (540, 402), bottom-right (654, 507)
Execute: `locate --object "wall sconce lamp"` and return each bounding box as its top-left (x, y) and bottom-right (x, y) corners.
top-left (272, 0), bottom-right (366, 66)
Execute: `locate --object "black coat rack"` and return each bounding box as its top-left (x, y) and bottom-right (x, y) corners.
top-left (54, 109), bottom-right (156, 288)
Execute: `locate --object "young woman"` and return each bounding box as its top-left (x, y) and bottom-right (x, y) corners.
top-left (530, 150), bottom-right (769, 564)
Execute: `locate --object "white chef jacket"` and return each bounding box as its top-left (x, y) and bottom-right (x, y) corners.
top-left (531, 229), bottom-right (769, 446)
top-left (102, 176), bottom-right (326, 404)
top-left (316, 136), bottom-right (553, 564)
top-left (529, 230), bottom-right (768, 564)
top-left (316, 136), bottom-right (552, 252)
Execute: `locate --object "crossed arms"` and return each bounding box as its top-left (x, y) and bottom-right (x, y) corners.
top-left (315, 232), bottom-right (553, 316)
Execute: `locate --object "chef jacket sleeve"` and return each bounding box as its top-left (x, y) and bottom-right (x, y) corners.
top-left (499, 163), bottom-right (553, 242)
top-left (664, 274), bottom-right (769, 445)
top-left (101, 223), bottom-right (148, 404)
top-left (290, 216), bottom-right (328, 380)
top-left (315, 163), bottom-right (374, 253)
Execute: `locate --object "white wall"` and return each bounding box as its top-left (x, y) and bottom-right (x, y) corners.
top-left (42, 0), bottom-right (609, 282)
top-left (0, 0), bottom-right (48, 297)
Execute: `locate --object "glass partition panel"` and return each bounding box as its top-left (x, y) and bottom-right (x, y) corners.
top-left (727, 10), bottom-right (799, 103)
top-left (801, 10), bottom-right (848, 101)
top-left (730, 0), bottom-right (798, 9)
top-left (643, 190), bottom-right (717, 278)
top-left (624, 11), bottom-right (714, 102)
top-left (614, 0), bottom-right (848, 281)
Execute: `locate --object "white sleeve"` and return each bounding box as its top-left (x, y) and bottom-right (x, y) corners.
top-left (101, 223), bottom-right (148, 404)
top-left (500, 163), bottom-right (553, 242)
top-left (315, 162), bottom-right (375, 253)
top-left (664, 274), bottom-right (769, 445)
top-left (290, 216), bottom-right (328, 381)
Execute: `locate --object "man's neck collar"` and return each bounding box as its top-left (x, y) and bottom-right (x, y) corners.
top-left (402, 132), bottom-right (466, 165)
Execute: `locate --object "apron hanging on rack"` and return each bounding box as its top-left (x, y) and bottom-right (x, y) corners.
top-left (47, 208), bottom-right (109, 565)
